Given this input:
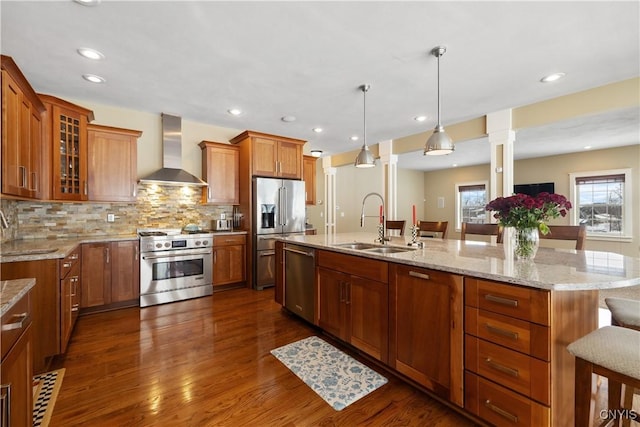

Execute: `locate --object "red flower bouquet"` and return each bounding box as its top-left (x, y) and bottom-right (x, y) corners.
top-left (485, 192), bottom-right (572, 235)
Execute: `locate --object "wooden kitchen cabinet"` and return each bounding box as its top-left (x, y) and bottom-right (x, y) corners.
top-left (1, 290), bottom-right (33, 427)
top-left (88, 124), bottom-right (141, 202)
top-left (60, 246), bottom-right (81, 353)
top-left (0, 259), bottom-right (58, 374)
top-left (81, 240), bottom-right (139, 311)
top-left (303, 155), bottom-right (317, 205)
top-left (40, 94), bottom-right (94, 201)
top-left (1, 55), bottom-right (46, 199)
top-left (317, 250), bottom-right (389, 363)
top-left (389, 264), bottom-right (464, 406)
top-left (230, 130), bottom-right (305, 179)
top-left (212, 234), bottom-right (246, 289)
top-left (199, 140), bottom-right (239, 204)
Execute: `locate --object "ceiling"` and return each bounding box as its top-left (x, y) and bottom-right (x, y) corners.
top-left (2, 1), bottom-right (639, 171)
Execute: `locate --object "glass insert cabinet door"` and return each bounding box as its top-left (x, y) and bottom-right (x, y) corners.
top-left (52, 105), bottom-right (89, 200)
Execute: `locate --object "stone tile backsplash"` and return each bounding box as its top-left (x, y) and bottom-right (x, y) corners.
top-left (1, 184), bottom-right (232, 242)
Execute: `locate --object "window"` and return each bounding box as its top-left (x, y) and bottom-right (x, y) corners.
top-left (569, 169), bottom-right (632, 240)
top-left (455, 182), bottom-right (488, 230)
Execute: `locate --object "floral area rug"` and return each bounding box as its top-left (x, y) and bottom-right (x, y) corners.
top-left (270, 336), bottom-right (387, 411)
top-left (33, 368), bottom-right (65, 427)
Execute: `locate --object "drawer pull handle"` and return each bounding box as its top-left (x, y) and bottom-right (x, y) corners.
top-left (485, 358), bottom-right (520, 377)
top-left (485, 323), bottom-right (519, 340)
top-left (69, 253), bottom-right (79, 260)
top-left (484, 294), bottom-right (518, 307)
top-left (63, 262), bottom-right (72, 268)
top-left (1, 313), bottom-right (28, 331)
top-left (1, 383), bottom-right (10, 426)
top-left (409, 271), bottom-right (430, 280)
top-left (485, 400), bottom-right (518, 423)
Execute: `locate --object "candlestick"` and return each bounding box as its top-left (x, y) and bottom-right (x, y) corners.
top-left (412, 204), bottom-right (416, 226)
top-left (379, 205), bottom-right (383, 224)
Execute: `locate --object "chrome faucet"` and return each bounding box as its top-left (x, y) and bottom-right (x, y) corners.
top-left (360, 192), bottom-right (388, 243)
top-left (0, 210), bottom-right (8, 229)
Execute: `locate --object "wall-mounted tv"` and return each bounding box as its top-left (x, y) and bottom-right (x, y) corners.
top-left (513, 182), bottom-right (555, 197)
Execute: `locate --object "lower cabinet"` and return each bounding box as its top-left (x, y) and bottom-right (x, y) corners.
top-left (81, 240), bottom-right (139, 311)
top-left (389, 263), bottom-right (464, 406)
top-left (60, 247), bottom-right (81, 353)
top-left (1, 290), bottom-right (33, 427)
top-left (317, 250), bottom-right (389, 364)
top-left (212, 234), bottom-right (246, 289)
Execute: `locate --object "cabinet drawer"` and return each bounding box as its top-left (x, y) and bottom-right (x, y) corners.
top-left (1, 291), bottom-right (31, 359)
top-left (318, 250), bottom-right (388, 283)
top-left (465, 335), bottom-right (550, 405)
top-left (465, 307), bottom-right (549, 360)
top-left (465, 372), bottom-right (550, 427)
top-left (212, 234), bottom-right (246, 246)
top-left (60, 246), bottom-right (81, 279)
top-left (465, 278), bottom-right (549, 325)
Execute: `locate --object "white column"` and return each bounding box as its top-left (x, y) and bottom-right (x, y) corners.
top-left (322, 156), bottom-right (336, 235)
top-left (377, 140), bottom-right (397, 220)
top-left (487, 109), bottom-right (516, 201)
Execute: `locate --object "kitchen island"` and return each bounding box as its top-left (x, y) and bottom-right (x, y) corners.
top-left (275, 232), bottom-right (640, 427)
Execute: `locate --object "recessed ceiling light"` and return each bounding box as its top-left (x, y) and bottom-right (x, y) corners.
top-left (414, 115), bottom-right (427, 122)
top-left (227, 108), bottom-right (242, 116)
top-left (310, 150), bottom-right (323, 157)
top-left (452, 164), bottom-right (458, 167)
top-left (312, 127), bottom-right (323, 133)
top-left (350, 135), bottom-right (359, 141)
top-left (584, 146), bottom-right (592, 150)
top-left (74, 0), bottom-right (100, 6)
top-left (281, 115), bottom-right (296, 122)
top-left (82, 74), bottom-right (105, 84)
top-left (77, 47), bottom-right (104, 60)
top-left (540, 72), bottom-right (566, 83)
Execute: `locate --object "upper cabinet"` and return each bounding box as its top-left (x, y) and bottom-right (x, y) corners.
top-left (303, 155), bottom-right (317, 205)
top-left (1, 55), bottom-right (46, 199)
top-left (199, 141), bottom-right (239, 204)
top-left (40, 94), bottom-right (94, 201)
top-left (88, 124), bottom-right (141, 202)
top-left (230, 131), bottom-right (305, 179)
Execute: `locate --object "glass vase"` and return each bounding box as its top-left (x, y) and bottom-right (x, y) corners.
top-left (511, 227), bottom-right (539, 260)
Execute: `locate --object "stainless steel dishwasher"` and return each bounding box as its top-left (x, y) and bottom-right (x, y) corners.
top-left (283, 243), bottom-right (315, 323)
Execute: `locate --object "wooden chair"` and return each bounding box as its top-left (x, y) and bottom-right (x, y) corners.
top-left (567, 326), bottom-right (640, 427)
top-left (418, 221), bottom-right (448, 239)
top-left (386, 220), bottom-right (406, 236)
top-left (460, 222), bottom-right (503, 243)
top-left (538, 224), bottom-right (586, 250)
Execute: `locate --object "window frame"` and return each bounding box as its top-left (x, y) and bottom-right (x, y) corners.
top-left (455, 180), bottom-right (489, 231)
top-left (568, 168), bottom-right (632, 242)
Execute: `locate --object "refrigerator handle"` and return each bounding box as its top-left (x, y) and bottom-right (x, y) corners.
top-left (277, 186), bottom-right (283, 226)
top-left (282, 186), bottom-right (288, 226)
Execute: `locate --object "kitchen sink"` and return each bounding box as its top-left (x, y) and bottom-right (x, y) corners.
top-left (333, 242), bottom-right (379, 250)
top-left (1, 248), bottom-right (58, 257)
top-left (364, 246), bottom-right (415, 254)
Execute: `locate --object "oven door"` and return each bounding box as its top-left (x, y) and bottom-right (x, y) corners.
top-left (140, 248), bottom-right (213, 295)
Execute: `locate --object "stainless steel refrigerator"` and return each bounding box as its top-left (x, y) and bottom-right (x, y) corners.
top-left (253, 177), bottom-right (306, 290)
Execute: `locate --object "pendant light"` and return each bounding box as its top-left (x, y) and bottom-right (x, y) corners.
top-left (424, 46), bottom-right (454, 156)
top-left (354, 84), bottom-right (376, 168)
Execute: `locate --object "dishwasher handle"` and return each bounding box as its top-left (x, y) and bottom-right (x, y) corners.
top-left (284, 246), bottom-right (315, 257)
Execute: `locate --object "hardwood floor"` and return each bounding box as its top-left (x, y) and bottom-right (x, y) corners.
top-left (50, 288), bottom-right (479, 426)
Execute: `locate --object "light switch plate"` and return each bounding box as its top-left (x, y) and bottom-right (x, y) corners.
top-left (107, 213), bottom-right (115, 222)
top-left (437, 197), bottom-right (445, 209)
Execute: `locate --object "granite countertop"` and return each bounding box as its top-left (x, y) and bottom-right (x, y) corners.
top-left (277, 232), bottom-right (640, 291)
top-left (0, 234), bottom-right (138, 263)
top-left (1, 278), bottom-right (36, 316)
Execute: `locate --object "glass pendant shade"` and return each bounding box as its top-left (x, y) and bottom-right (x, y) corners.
top-left (424, 125), bottom-right (454, 155)
top-left (355, 145), bottom-right (375, 167)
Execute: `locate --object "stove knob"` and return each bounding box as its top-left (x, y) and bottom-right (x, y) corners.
top-left (155, 243), bottom-right (162, 249)
top-left (202, 240), bottom-right (209, 246)
top-left (195, 240), bottom-right (201, 246)
top-left (164, 242), bottom-right (171, 248)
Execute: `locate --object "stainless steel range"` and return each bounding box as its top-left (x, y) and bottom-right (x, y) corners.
top-left (138, 229), bottom-right (213, 307)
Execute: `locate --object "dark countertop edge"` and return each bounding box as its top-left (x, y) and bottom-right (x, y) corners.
top-left (276, 236), bottom-right (640, 292)
top-left (0, 278), bottom-right (36, 316)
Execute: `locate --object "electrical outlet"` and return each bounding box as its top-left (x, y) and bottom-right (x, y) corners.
top-left (107, 214), bottom-right (115, 222)
top-left (437, 197), bottom-right (445, 209)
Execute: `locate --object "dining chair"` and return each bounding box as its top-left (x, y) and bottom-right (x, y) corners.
top-left (418, 221), bottom-right (448, 239)
top-left (386, 220), bottom-right (406, 236)
top-left (460, 222), bottom-right (503, 243)
top-left (538, 224), bottom-right (586, 250)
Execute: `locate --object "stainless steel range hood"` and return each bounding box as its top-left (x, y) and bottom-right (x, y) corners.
top-left (138, 113), bottom-right (208, 187)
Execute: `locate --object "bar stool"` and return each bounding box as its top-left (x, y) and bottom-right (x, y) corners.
top-left (605, 297), bottom-right (640, 331)
top-left (567, 326), bottom-right (640, 427)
